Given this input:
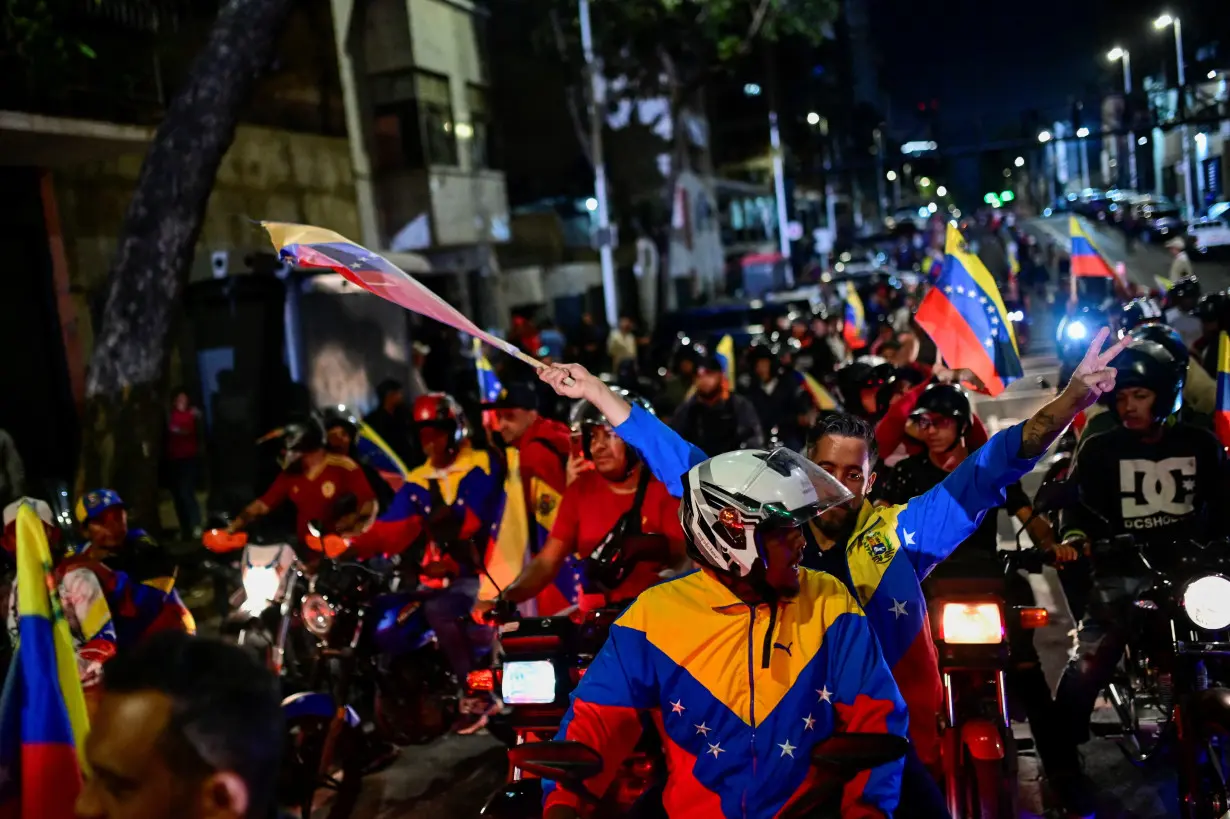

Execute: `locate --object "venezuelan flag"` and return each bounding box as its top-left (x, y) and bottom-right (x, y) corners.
top-left (715, 335), bottom-right (736, 385)
top-left (1069, 216), bottom-right (1115, 278)
top-left (356, 422), bottom-right (409, 492)
top-left (924, 255), bottom-right (943, 283)
top-left (797, 371), bottom-right (839, 410)
top-left (842, 284), bottom-right (867, 350)
top-left (480, 448), bottom-right (530, 603)
top-left (1215, 331), bottom-right (1230, 449)
top-left (914, 224), bottom-right (1023, 396)
top-left (474, 338), bottom-right (503, 433)
top-left (1007, 241), bottom-right (1021, 276)
top-left (0, 504), bottom-right (90, 819)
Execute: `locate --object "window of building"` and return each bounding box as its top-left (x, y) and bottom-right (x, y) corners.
top-left (367, 70), bottom-right (458, 170)
top-left (467, 84), bottom-right (492, 169)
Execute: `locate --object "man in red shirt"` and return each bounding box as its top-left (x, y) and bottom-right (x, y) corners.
top-left (473, 393), bottom-right (688, 617)
top-left (229, 418), bottom-right (376, 542)
top-left (483, 383), bottom-right (570, 611)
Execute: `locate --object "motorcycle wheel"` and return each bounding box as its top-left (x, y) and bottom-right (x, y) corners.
top-left (280, 714), bottom-right (364, 819)
top-left (964, 742), bottom-right (1018, 819)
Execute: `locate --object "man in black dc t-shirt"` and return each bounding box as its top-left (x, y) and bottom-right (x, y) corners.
top-left (1051, 338), bottom-right (1228, 815)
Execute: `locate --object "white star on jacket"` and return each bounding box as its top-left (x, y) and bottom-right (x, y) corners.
top-left (817, 686), bottom-right (832, 703)
top-left (695, 722), bottom-right (711, 736)
top-left (902, 530), bottom-right (915, 546)
top-left (707, 742), bottom-right (725, 758)
top-left (890, 599), bottom-right (908, 618)
top-left (778, 739), bottom-right (797, 758)
top-left (671, 699), bottom-right (685, 714)
top-left (802, 714), bottom-right (816, 730)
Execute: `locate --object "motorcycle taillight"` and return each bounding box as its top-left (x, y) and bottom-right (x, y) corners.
top-left (466, 669), bottom-right (499, 691)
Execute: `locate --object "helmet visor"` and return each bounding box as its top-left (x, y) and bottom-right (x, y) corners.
top-left (734, 449), bottom-right (853, 528)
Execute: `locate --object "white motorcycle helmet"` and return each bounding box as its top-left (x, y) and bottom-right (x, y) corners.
top-left (681, 448), bottom-right (853, 578)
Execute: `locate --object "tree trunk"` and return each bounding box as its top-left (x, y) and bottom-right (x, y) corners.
top-left (80, 0), bottom-right (295, 529)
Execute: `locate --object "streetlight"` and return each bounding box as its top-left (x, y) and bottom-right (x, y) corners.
top-left (1107, 46), bottom-right (1139, 189)
top-left (1076, 127), bottom-right (1090, 138)
top-left (1076, 127), bottom-right (1091, 189)
top-left (919, 176), bottom-right (932, 187)
top-left (936, 185), bottom-right (947, 197)
top-left (886, 170), bottom-right (897, 181)
top-left (743, 83), bottom-right (761, 96)
top-left (1014, 156), bottom-right (1025, 168)
top-left (585, 197), bottom-right (598, 212)
top-left (1038, 130), bottom-right (1052, 143)
top-left (1155, 13), bottom-right (1195, 216)
top-left (806, 111), bottom-right (820, 126)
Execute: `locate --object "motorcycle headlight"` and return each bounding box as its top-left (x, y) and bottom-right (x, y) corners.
top-left (939, 602), bottom-right (1004, 645)
top-left (301, 593), bottom-right (336, 636)
top-left (240, 567), bottom-right (280, 617)
top-left (1182, 575), bottom-right (1230, 631)
top-left (1064, 321), bottom-right (1088, 341)
top-left (1007, 310), bottom-right (1025, 322)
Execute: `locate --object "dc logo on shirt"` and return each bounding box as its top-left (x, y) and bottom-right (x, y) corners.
top-left (1119, 457), bottom-right (1196, 525)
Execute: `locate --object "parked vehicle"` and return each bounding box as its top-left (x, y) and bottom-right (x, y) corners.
top-left (1190, 215), bottom-right (1230, 257)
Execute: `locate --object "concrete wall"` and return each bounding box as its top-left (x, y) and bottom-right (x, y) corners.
top-left (53, 124), bottom-right (360, 359)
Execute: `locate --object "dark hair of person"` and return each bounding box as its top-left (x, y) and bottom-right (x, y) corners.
top-left (102, 632), bottom-right (283, 819)
top-left (807, 411), bottom-right (879, 463)
top-left (375, 379), bottom-right (403, 403)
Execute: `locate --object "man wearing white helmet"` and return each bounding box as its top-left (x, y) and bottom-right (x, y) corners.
top-left (540, 325), bottom-right (1123, 817)
top-left (537, 368), bottom-right (908, 818)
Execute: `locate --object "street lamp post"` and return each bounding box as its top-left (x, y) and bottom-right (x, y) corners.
top-left (1076, 126), bottom-right (1091, 190)
top-left (1155, 13), bottom-right (1195, 218)
top-left (578, 0), bottom-right (618, 327)
top-left (1038, 130), bottom-right (1056, 206)
top-left (1108, 47), bottom-right (1139, 190)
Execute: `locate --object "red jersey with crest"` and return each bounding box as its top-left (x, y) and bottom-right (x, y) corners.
top-left (259, 454), bottom-right (375, 540)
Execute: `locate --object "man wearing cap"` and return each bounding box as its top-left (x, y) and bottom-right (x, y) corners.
top-left (483, 383), bottom-right (572, 614)
top-left (669, 349), bottom-right (763, 457)
top-left (69, 489), bottom-right (195, 644)
top-left (3, 497), bottom-right (117, 696)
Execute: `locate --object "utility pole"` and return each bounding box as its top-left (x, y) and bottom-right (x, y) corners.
top-left (765, 47), bottom-right (791, 261)
top-left (578, 0), bottom-right (619, 328)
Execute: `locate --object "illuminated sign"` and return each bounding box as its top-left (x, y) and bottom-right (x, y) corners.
top-left (901, 141), bottom-right (938, 154)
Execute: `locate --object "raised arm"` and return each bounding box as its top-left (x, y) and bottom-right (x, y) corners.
top-left (540, 364), bottom-right (707, 497)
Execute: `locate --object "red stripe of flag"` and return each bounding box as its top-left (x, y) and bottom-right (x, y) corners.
top-left (913, 288), bottom-right (1007, 396)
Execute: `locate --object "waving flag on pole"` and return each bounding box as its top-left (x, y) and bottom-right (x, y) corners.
top-left (0, 503), bottom-right (90, 819)
top-left (914, 224), bottom-right (1023, 396)
top-left (474, 338), bottom-right (504, 433)
top-left (1069, 216), bottom-right (1115, 278)
top-left (841, 283), bottom-right (867, 350)
top-left (356, 423), bottom-right (409, 492)
top-left (1215, 331), bottom-right (1230, 449)
top-left (262, 223), bottom-right (547, 373)
top-left (715, 335), bottom-right (736, 385)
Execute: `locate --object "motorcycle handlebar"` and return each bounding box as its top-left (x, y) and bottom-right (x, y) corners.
top-left (202, 528), bottom-right (247, 554)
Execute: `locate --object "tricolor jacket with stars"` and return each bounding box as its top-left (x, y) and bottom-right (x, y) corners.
top-left (545, 566), bottom-right (907, 818)
top-left (605, 405), bottom-right (1040, 768)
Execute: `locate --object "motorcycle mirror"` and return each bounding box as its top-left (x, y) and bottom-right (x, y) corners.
top-left (507, 740), bottom-right (603, 788)
top-left (810, 732), bottom-right (910, 771)
top-left (1032, 481), bottom-right (1076, 514)
top-left (307, 520), bottom-right (323, 538)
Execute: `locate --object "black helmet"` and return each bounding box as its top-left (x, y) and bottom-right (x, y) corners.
top-left (835, 356), bottom-right (895, 417)
top-left (909, 383), bottom-right (972, 439)
top-left (1196, 291), bottom-right (1230, 325)
top-left (746, 342), bottom-right (777, 366)
top-left (1127, 323), bottom-right (1189, 378)
top-left (569, 390), bottom-right (655, 470)
top-left (1169, 275), bottom-right (1201, 304)
top-left (1111, 339), bottom-right (1185, 422)
top-left (320, 405), bottom-right (359, 439)
top-left (1120, 298), bottom-right (1164, 334)
top-left (280, 417), bottom-right (325, 469)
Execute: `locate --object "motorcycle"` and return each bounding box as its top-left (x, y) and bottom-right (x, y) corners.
top-left (476, 533), bottom-right (675, 819)
top-left (925, 546), bottom-right (1051, 818)
top-left (510, 733), bottom-right (909, 819)
top-left (279, 533), bottom-right (494, 819)
top-left (1084, 535), bottom-right (1230, 819)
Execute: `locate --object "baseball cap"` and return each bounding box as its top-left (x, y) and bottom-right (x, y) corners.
top-left (75, 488), bottom-right (125, 524)
top-left (480, 382), bottom-right (539, 411)
top-left (3, 498), bottom-right (54, 528)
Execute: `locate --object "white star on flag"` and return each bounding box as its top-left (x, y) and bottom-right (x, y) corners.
top-left (707, 742), bottom-right (725, 758)
top-left (944, 286), bottom-right (954, 294)
top-left (979, 296), bottom-right (988, 304)
top-left (903, 530), bottom-right (915, 546)
top-left (778, 739), bottom-right (797, 758)
top-left (817, 686), bottom-right (832, 703)
top-left (695, 722), bottom-right (711, 736)
top-left (890, 599), bottom-right (908, 618)
top-left (984, 338), bottom-right (994, 348)
top-left (956, 285), bottom-right (966, 294)
top-left (802, 714), bottom-right (816, 730)
top-left (671, 700), bottom-right (685, 715)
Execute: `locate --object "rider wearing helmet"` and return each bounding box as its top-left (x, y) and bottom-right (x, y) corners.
top-left (737, 343), bottom-right (810, 450)
top-left (535, 376), bottom-right (908, 819)
top-left (1051, 337), bottom-right (1228, 815)
top-left (1164, 274), bottom-right (1202, 346)
top-left (1119, 296), bottom-right (1164, 335)
top-left (833, 356), bottom-right (897, 421)
top-left (1193, 290), bottom-right (1230, 375)
top-left (350, 391), bottom-right (506, 734)
top-left (538, 326), bottom-right (1117, 815)
top-left (229, 417), bottom-right (377, 541)
top-left (322, 405), bottom-right (394, 512)
top-left (473, 391), bottom-right (688, 618)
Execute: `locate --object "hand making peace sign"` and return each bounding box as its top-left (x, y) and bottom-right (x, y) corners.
top-left (1065, 326), bottom-right (1130, 412)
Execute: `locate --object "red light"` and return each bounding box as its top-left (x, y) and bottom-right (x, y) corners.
top-left (917, 102), bottom-right (926, 111)
top-left (467, 669), bottom-right (495, 691)
top-left (718, 507), bottom-right (745, 529)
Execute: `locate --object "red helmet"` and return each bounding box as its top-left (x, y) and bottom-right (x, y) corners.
top-left (412, 393), bottom-right (470, 448)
